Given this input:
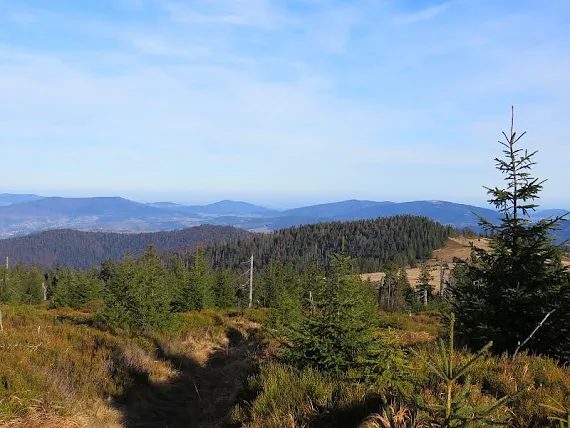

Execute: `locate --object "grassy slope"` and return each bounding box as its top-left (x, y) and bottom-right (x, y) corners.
top-left (362, 237), bottom-right (491, 292)
top-left (0, 305), bottom-right (568, 427)
top-left (0, 305), bottom-right (266, 428)
top-left (236, 312), bottom-right (570, 428)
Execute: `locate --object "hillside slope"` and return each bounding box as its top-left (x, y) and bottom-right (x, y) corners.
top-left (0, 225), bottom-right (251, 269)
top-left (0, 306), bottom-right (263, 428)
top-left (204, 215), bottom-right (453, 272)
top-left (0, 216), bottom-right (452, 271)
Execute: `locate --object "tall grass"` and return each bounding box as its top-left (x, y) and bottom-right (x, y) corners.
top-left (236, 312), bottom-right (570, 428)
top-left (0, 305), bottom-right (244, 426)
top-left (232, 362), bottom-right (381, 428)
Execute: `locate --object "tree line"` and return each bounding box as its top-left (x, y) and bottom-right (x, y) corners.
top-left (0, 215), bottom-right (452, 332)
top-left (202, 215), bottom-right (452, 272)
top-left (0, 225), bottom-right (250, 269)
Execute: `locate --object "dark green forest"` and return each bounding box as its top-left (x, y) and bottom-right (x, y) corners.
top-left (0, 215), bottom-right (452, 311)
top-left (202, 215), bottom-right (452, 272)
top-left (0, 216), bottom-right (452, 274)
top-left (0, 225), bottom-right (250, 269)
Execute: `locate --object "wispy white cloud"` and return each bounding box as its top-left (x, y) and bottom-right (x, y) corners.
top-left (0, 0), bottom-right (569, 206)
top-left (394, 2), bottom-right (452, 25)
top-left (157, 0), bottom-right (292, 29)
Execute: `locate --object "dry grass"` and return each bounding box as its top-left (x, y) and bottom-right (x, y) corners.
top-left (433, 237), bottom-right (491, 261)
top-left (0, 305), bottom-right (262, 427)
top-left (360, 402), bottom-right (424, 428)
top-left (361, 237), bottom-right (491, 292)
top-left (2, 303), bottom-right (568, 427)
top-left (237, 310), bottom-right (570, 428)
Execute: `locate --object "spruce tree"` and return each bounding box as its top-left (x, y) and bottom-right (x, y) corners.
top-left (183, 248), bottom-right (214, 311)
top-left (285, 251), bottom-right (382, 375)
top-left (0, 262), bottom-right (9, 303)
top-left (51, 267), bottom-right (74, 308)
top-left (103, 248), bottom-right (173, 331)
top-left (133, 246), bottom-right (172, 330)
top-left (268, 264), bottom-right (303, 331)
top-left (213, 268), bottom-right (236, 309)
top-left (103, 255), bottom-right (136, 328)
top-left (400, 267), bottom-right (421, 312)
top-left (379, 262), bottom-right (397, 311)
top-left (417, 262), bottom-right (434, 306)
top-left (452, 108), bottom-right (570, 360)
top-left (21, 265), bottom-right (45, 305)
top-left (260, 260), bottom-right (284, 308)
top-left (169, 256), bottom-right (190, 312)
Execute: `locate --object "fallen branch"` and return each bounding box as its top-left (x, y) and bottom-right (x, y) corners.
top-left (513, 309), bottom-right (556, 359)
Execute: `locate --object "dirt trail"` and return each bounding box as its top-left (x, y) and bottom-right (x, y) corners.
top-left (115, 325), bottom-right (261, 428)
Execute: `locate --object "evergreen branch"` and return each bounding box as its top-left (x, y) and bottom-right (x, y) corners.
top-left (454, 341), bottom-right (493, 379)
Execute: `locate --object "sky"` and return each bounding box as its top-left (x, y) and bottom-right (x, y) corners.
top-left (0, 0), bottom-right (569, 209)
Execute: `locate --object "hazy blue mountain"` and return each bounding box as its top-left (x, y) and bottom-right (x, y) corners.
top-left (0, 197), bottom-right (163, 218)
top-left (559, 222), bottom-right (570, 244)
top-left (0, 193), bottom-right (567, 242)
top-left (0, 193), bottom-right (44, 206)
top-left (339, 200), bottom-right (501, 229)
top-left (282, 199), bottom-right (389, 218)
top-left (531, 209), bottom-right (569, 220)
top-left (0, 196), bottom-right (197, 238)
top-left (146, 202), bottom-right (185, 209)
top-left (185, 200), bottom-right (279, 216)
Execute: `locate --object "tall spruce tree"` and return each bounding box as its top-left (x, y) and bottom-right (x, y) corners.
top-left (267, 264), bottom-right (303, 331)
top-left (51, 267), bottom-right (74, 308)
top-left (21, 264), bottom-right (44, 305)
top-left (103, 247), bottom-right (173, 331)
top-left (169, 256), bottom-right (191, 312)
top-left (379, 262), bottom-right (407, 312)
top-left (452, 108), bottom-right (570, 360)
top-left (0, 261), bottom-right (9, 303)
top-left (213, 268), bottom-right (236, 309)
top-left (183, 248), bottom-right (214, 311)
top-left (285, 250), bottom-right (381, 375)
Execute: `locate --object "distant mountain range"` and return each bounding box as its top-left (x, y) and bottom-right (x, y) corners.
top-left (0, 193), bottom-right (44, 206)
top-left (0, 193), bottom-right (568, 242)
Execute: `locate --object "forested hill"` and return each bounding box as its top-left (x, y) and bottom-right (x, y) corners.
top-left (0, 225), bottom-right (251, 269)
top-left (0, 216), bottom-right (452, 271)
top-left (203, 215), bottom-right (453, 273)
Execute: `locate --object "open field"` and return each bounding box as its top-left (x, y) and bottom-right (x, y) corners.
top-left (363, 236), bottom-right (570, 292)
top-left (361, 237), bottom-right (492, 291)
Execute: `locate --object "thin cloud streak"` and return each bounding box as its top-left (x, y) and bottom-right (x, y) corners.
top-left (0, 0), bottom-right (568, 206)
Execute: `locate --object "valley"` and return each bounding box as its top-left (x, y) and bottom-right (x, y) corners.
top-left (1, 194), bottom-right (567, 243)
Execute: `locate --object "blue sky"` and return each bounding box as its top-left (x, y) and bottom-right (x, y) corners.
top-left (0, 0), bottom-right (569, 209)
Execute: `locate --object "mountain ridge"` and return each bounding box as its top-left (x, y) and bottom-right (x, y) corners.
top-left (0, 193), bottom-right (567, 241)
top-left (0, 193), bottom-right (44, 206)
